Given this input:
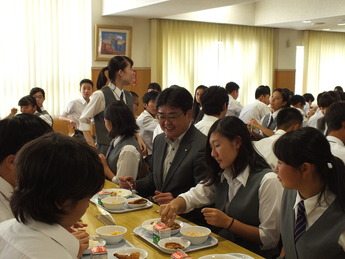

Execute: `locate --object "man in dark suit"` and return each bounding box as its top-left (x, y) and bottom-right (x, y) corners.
top-left (119, 86), bottom-right (207, 205)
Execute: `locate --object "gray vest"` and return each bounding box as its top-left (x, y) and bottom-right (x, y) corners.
top-left (94, 87), bottom-right (134, 148)
top-left (261, 113), bottom-right (277, 137)
top-left (215, 168), bottom-right (278, 258)
top-left (106, 135), bottom-right (141, 178)
top-left (281, 190), bottom-right (345, 259)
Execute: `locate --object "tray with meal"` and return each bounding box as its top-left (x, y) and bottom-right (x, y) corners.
top-left (133, 218), bottom-right (218, 254)
top-left (90, 188), bottom-right (153, 213)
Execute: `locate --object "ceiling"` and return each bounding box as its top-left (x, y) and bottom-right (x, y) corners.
top-left (102, 0), bottom-right (345, 32)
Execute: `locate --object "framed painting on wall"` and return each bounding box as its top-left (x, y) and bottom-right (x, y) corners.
top-left (95, 24), bottom-right (132, 61)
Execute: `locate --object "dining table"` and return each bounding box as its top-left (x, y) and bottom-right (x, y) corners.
top-left (81, 180), bottom-right (264, 259)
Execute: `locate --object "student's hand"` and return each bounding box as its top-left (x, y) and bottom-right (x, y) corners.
top-left (118, 176), bottom-right (136, 190)
top-left (249, 118), bottom-right (260, 128)
top-left (135, 133), bottom-right (147, 154)
top-left (98, 154), bottom-right (108, 167)
top-left (201, 207), bottom-right (232, 229)
top-left (71, 230), bottom-right (89, 258)
top-left (73, 220), bottom-right (88, 229)
top-left (159, 203), bottom-right (178, 226)
top-left (10, 108), bottom-right (18, 116)
top-left (68, 119), bottom-right (78, 130)
top-left (153, 190), bottom-right (174, 205)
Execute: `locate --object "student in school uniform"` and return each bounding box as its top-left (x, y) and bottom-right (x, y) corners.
top-left (225, 81), bottom-right (243, 117)
top-left (273, 127), bottom-right (345, 259)
top-left (30, 87), bottom-right (53, 127)
top-left (18, 95), bottom-right (52, 126)
top-left (0, 133), bottom-right (105, 258)
top-left (160, 116), bottom-right (283, 258)
top-left (78, 56), bottom-right (145, 155)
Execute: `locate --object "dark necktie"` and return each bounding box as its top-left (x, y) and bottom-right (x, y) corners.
top-left (120, 91), bottom-right (124, 102)
top-left (267, 114), bottom-right (274, 128)
top-left (294, 200), bottom-right (306, 242)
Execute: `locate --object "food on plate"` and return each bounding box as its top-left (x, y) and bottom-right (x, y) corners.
top-left (170, 222), bottom-right (181, 230)
top-left (113, 252), bottom-right (140, 259)
top-left (128, 198), bottom-right (147, 204)
top-left (165, 242), bottom-right (185, 250)
top-left (111, 201), bottom-right (122, 204)
top-left (184, 232), bottom-right (204, 237)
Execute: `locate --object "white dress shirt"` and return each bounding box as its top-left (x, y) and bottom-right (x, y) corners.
top-left (226, 95), bottom-right (243, 117)
top-left (110, 136), bottom-right (141, 184)
top-left (179, 166), bottom-right (283, 249)
top-left (0, 219), bottom-right (79, 258)
top-left (136, 110), bottom-right (158, 155)
top-left (294, 190), bottom-right (345, 250)
top-left (195, 114), bottom-right (219, 136)
top-left (34, 111), bottom-right (52, 126)
top-left (79, 83), bottom-right (125, 131)
top-left (307, 108), bottom-right (323, 128)
top-left (0, 177), bottom-right (13, 222)
top-left (152, 124), bottom-right (163, 142)
top-left (61, 97), bottom-right (88, 129)
top-left (327, 135), bottom-right (345, 164)
top-left (254, 129), bottom-right (286, 169)
top-left (239, 100), bottom-right (270, 124)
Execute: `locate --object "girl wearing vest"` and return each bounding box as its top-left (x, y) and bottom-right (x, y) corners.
top-left (160, 116), bottom-right (283, 257)
top-left (274, 127), bottom-right (345, 259)
top-left (99, 101), bottom-right (142, 184)
top-left (249, 88), bottom-right (290, 139)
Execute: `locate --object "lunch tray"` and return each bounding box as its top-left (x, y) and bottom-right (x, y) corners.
top-left (82, 239), bottom-right (134, 259)
top-left (133, 226), bottom-right (218, 254)
top-left (90, 194), bottom-right (153, 214)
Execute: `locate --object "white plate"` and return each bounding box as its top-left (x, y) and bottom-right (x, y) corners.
top-left (126, 198), bottom-right (149, 208)
top-left (113, 247), bottom-right (148, 259)
top-left (227, 253), bottom-right (254, 259)
top-left (83, 238), bottom-right (106, 255)
top-left (99, 188), bottom-right (132, 198)
top-left (141, 218), bottom-right (183, 235)
top-left (199, 255), bottom-right (239, 259)
top-left (157, 237), bottom-right (191, 254)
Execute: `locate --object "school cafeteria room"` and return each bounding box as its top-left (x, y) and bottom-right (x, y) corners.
top-left (0, 0), bottom-right (345, 259)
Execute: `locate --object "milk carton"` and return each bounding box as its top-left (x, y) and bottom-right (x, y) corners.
top-left (153, 221), bottom-right (171, 244)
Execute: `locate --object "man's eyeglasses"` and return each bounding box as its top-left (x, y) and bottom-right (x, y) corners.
top-left (157, 112), bottom-right (184, 122)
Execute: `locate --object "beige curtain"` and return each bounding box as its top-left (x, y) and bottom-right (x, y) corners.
top-left (303, 31), bottom-right (345, 96)
top-left (151, 19), bottom-right (275, 105)
top-left (0, 0), bottom-right (91, 118)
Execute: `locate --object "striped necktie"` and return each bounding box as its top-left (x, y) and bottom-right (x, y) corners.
top-left (294, 200), bottom-right (306, 242)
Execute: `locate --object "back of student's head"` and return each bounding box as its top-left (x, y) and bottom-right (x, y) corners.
top-left (10, 132), bottom-right (105, 224)
top-left (97, 56), bottom-right (133, 89)
top-left (334, 86), bottom-right (343, 92)
top-left (319, 91), bottom-right (341, 108)
top-left (255, 85), bottom-right (270, 99)
top-left (0, 114), bottom-right (53, 163)
top-left (225, 81), bottom-right (239, 94)
top-left (204, 116), bottom-right (269, 185)
top-left (29, 87), bottom-right (45, 98)
top-left (79, 79), bottom-right (93, 89)
top-left (142, 91), bottom-right (159, 105)
top-left (104, 101), bottom-right (139, 138)
top-left (273, 127), bottom-right (345, 210)
top-left (290, 95), bottom-right (306, 107)
top-left (200, 86), bottom-right (228, 116)
top-left (18, 95), bottom-right (42, 113)
top-left (276, 107), bottom-right (303, 131)
top-left (325, 101), bottom-right (345, 132)
top-left (303, 93), bottom-right (315, 103)
top-left (147, 82), bottom-right (162, 93)
top-left (155, 86), bottom-right (193, 113)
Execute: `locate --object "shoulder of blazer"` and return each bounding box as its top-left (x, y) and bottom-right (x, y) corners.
top-left (180, 124), bottom-right (207, 146)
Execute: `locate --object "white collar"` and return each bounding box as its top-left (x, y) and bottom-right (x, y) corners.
top-left (109, 82), bottom-right (123, 97)
top-left (221, 165), bottom-right (250, 187)
top-left (274, 129), bottom-right (286, 136)
top-left (0, 176), bottom-right (13, 200)
top-left (327, 135), bottom-right (345, 147)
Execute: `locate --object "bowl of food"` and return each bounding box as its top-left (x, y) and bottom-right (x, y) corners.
top-left (141, 218), bottom-right (182, 235)
top-left (158, 237), bottom-right (190, 254)
top-left (180, 226), bottom-right (211, 245)
top-left (113, 247), bottom-right (148, 259)
top-left (96, 226), bottom-right (127, 245)
top-left (125, 198), bottom-right (148, 208)
top-left (101, 196), bottom-right (126, 210)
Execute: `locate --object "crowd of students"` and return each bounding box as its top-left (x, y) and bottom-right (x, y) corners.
top-left (0, 55), bottom-right (344, 259)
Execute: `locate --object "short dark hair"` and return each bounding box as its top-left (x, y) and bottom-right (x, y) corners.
top-left (334, 86), bottom-right (343, 92)
top-left (79, 79), bottom-right (93, 89)
top-left (30, 87), bottom-right (45, 98)
top-left (0, 114), bottom-right (53, 162)
top-left (225, 82), bottom-right (239, 94)
top-left (290, 95), bottom-right (306, 106)
top-left (18, 95), bottom-right (42, 113)
top-left (203, 117), bottom-right (269, 185)
top-left (319, 91), bottom-right (341, 108)
top-left (155, 87), bottom-right (193, 113)
top-left (142, 91), bottom-right (159, 104)
top-left (255, 85), bottom-right (270, 99)
top-left (10, 133), bottom-right (105, 224)
top-left (104, 101), bottom-right (139, 138)
top-left (303, 93), bottom-right (314, 103)
top-left (200, 86), bottom-right (228, 116)
top-left (273, 88), bottom-right (291, 108)
top-left (147, 82), bottom-right (162, 92)
top-left (277, 107), bottom-right (303, 130)
top-left (326, 101), bottom-right (345, 132)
